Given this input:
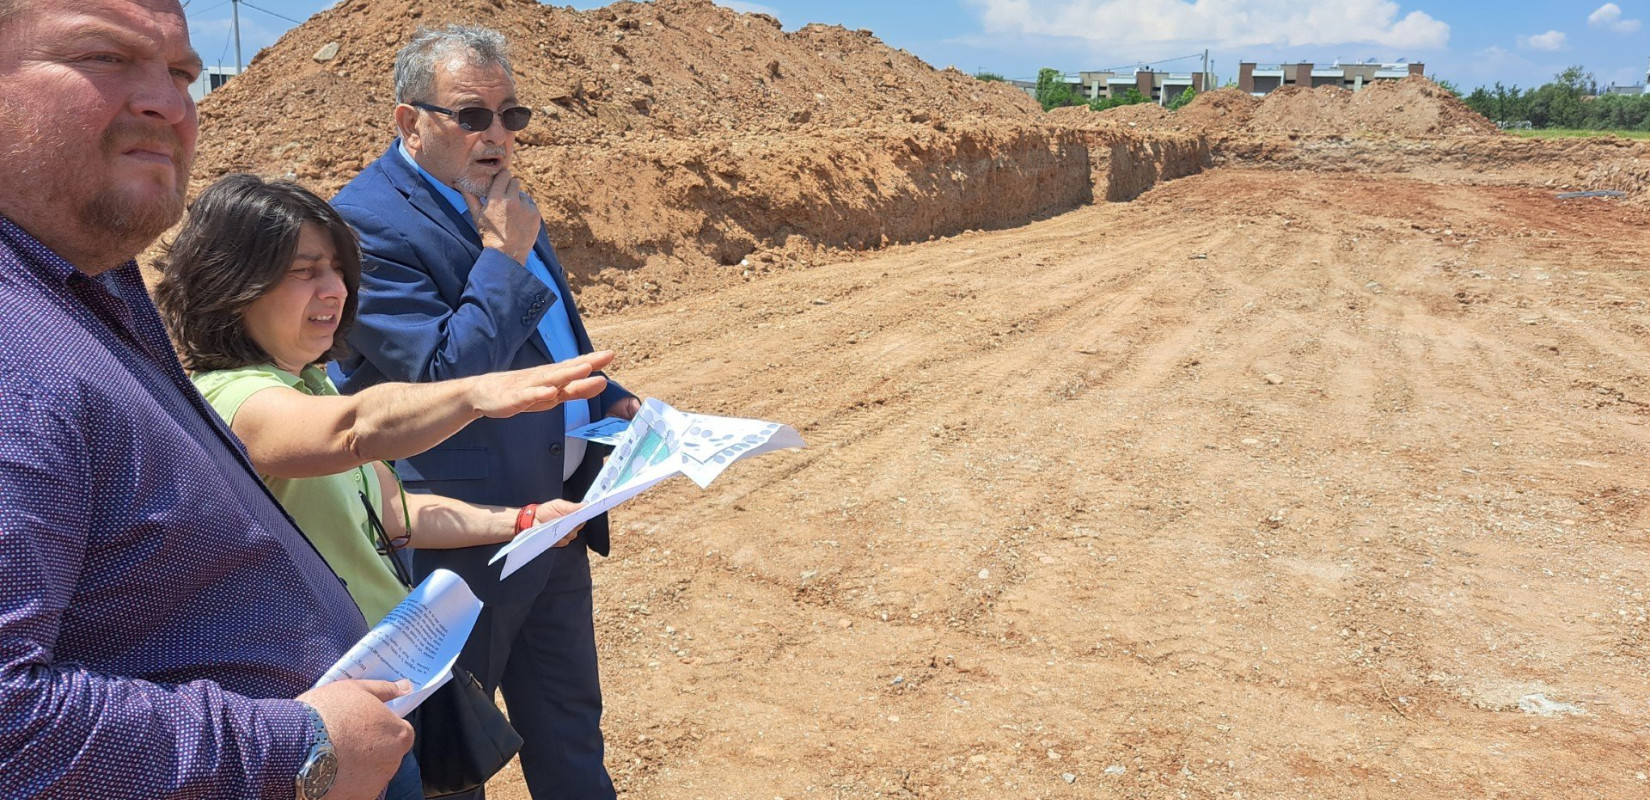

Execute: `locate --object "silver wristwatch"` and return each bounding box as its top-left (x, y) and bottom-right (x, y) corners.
top-left (295, 702), bottom-right (338, 800)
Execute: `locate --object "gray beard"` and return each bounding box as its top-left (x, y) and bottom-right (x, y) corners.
top-left (454, 173), bottom-right (491, 197)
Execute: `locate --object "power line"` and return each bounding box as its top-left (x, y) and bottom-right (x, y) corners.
top-left (239, 0), bottom-right (302, 25)
top-left (1082, 52), bottom-right (1207, 75)
top-left (217, 16), bottom-right (234, 68)
top-left (185, 0), bottom-right (232, 17)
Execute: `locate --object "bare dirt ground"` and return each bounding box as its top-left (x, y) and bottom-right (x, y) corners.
top-left (165, 4), bottom-right (1650, 797)
top-left (477, 168), bottom-right (1650, 799)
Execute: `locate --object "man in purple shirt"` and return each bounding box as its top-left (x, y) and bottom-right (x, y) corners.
top-left (0, 1), bottom-right (414, 797)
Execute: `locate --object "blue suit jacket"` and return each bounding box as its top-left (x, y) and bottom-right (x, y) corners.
top-left (330, 142), bottom-right (631, 605)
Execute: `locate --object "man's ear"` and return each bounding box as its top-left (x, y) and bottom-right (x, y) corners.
top-left (393, 104), bottom-right (420, 150)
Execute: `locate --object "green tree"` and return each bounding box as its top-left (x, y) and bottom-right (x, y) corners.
top-left (1458, 66), bottom-right (1650, 131)
top-left (1167, 87), bottom-right (1198, 111)
top-left (1088, 87), bottom-right (1148, 112)
top-left (1461, 85), bottom-right (1493, 119)
top-left (1428, 75), bottom-right (1461, 97)
top-left (1553, 65), bottom-right (1597, 96)
top-left (1528, 78), bottom-right (1584, 128)
top-left (1034, 67), bottom-right (1081, 110)
top-left (974, 71), bottom-right (1005, 83)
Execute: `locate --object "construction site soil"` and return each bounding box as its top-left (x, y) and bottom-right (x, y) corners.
top-left (167, 2), bottom-right (1650, 798)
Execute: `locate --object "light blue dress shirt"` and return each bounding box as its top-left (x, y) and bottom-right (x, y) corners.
top-left (398, 144), bottom-right (589, 479)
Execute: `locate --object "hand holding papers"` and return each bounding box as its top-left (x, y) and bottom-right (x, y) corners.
top-left (495, 398), bottom-right (805, 578)
top-left (313, 569), bottom-right (483, 717)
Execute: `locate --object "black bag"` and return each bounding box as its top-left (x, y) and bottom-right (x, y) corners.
top-left (413, 666), bottom-right (524, 797)
top-left (360, 487), bottom-right (524, 797)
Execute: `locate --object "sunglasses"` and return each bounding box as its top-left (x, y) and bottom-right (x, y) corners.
top-left (411, 102), bottom-right (532, 133)
top-left (360, 489), bottom-right (414, 588)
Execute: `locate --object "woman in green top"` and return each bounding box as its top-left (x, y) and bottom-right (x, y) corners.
top-left (154, 174), bottom-right (604, 627)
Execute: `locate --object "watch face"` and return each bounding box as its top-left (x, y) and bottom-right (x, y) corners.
top-left (300, 751), bottom-right (338, 799)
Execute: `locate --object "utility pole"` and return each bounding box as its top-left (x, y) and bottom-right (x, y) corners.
top-left (232, 0), bottom-right (243, 73)
top-left (1203, 49), bottom-right (1210, 90)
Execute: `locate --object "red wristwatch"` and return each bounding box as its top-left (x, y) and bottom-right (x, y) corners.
top-left (515, 504), bottom-right (540, 534)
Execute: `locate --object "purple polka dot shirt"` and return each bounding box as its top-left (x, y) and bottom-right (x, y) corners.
top-left (0, 217), bottom-right (368, 797)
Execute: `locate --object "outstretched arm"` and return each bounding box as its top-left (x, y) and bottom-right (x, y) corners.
top-left (232, 352), bottom-right (612, 480)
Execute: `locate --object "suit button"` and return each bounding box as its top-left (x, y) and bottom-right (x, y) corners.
top-left (550, 443), bottom-right (564, 455)
top-left (520, 314), bottom-right (532, 326)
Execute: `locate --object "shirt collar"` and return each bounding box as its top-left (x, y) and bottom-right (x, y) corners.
top-left (0, 215), bottom-right (130, 287)
top-left (396, 140), bottom-right (469, 218)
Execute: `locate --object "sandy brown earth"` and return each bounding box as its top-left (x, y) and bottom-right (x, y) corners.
top-left (157, 4), bottom-right (1650, 796)
top-left (469, 168), bottom-right (1650, 800)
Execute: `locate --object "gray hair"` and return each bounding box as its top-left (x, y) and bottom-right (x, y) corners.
top-left (393, 25), bottom-right (513, 105)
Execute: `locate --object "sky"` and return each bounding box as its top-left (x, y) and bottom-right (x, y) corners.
top-left (186, 1), bottom-right (1650, 91)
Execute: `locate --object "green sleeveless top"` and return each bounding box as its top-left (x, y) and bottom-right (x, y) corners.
top-left (194, 363), bottom-right (407, 625)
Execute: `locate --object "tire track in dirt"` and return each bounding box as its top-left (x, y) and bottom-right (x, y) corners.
top-left (478, 170), bottom-right (1650, 800)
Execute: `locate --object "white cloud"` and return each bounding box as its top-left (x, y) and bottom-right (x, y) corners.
top-left (965, 0), bottom-right (1450, 50)
top-left (1455, 45), bottom-right (1528, 80)
top-left (1587, 3), bottom-right (1642, 34)
top-left (1519, 30), bottom-right (1568, 52)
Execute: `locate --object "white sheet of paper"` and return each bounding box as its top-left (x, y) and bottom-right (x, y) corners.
top-left (669, 410), bottom-right (808, 488)
top-left (584, 399), bottom-right (679, 499)
top-left (489, 399), bottom-right (806, 578)
top-left (312, 568), bottom-right (482, 717)
top-left (566, 417), bottom-right (631, 446)
top-left (490, 460), bottom-right (677, 579)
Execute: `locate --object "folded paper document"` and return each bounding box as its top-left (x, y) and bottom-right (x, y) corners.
top-left (312, 569), bottom-right (482, 717)
top-left (494, 398), bottom-right (805, 578)
top-left (566, 416), bottom-right (631, 446)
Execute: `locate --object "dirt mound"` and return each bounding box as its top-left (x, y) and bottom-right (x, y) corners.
top-left (168, 0), bottom-right (1206, 305)
top-left (193, 0), bottom-right (1040, 190)
top-left (1171, 87), bottom-right (1259, 134)
top-left (1094, 101), bottom-right (1171, 127)
top-left (1244, 75), bottom-right (1498, 137)
top-left (1217, 133), bottom-right (1650, 204)
top-left (1044, 101), bottom-right (1174, 131)
top-left (1044, 105), bottom-right (1097, 125)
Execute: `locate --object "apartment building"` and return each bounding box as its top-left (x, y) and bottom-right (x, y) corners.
top-left (188, 66), bottom-right (241, 102)
top-left (1077, 70), bottom-right (1210, 104)
top-left (1238, 61), bottom-right (1424, 95)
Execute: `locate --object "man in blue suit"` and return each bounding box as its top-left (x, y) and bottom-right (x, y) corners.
top-left (329, 25), bottom-right (637, 800)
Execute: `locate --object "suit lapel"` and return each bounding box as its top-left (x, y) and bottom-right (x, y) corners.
top-left (381, 141), bottom-right (574, 365)
top-left (381, 140), bottom-right (483, 254)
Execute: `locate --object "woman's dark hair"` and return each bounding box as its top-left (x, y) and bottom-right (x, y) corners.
top-left (155, 174), bottom-right (362, 372)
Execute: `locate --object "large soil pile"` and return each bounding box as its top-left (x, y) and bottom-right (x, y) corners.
top-left (1092, 101), bottom-right (1172, 127)
top-left (1241, 76), bottom-right (1498, 137)
top-left (180, 0), bottom-right (1200, 304)
top-left (193, 0), bottom-right (1040, 191)
top-left (1170, 87), bottom-right (1259, 133)
top-left (1044, 77), bottom-right (1497, 139)
top-left (1219, 133), bottom-right (1650, 202)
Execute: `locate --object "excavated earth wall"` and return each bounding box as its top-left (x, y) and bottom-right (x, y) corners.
top-left (1085, 130), bottom-right (1209, 202)
top-left (528, 122), bottom-right (1206, 311)
top-left (520, 121), bottom-right (1096, 309)
top-left (1214, 135), bottom-right (1650, 203)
